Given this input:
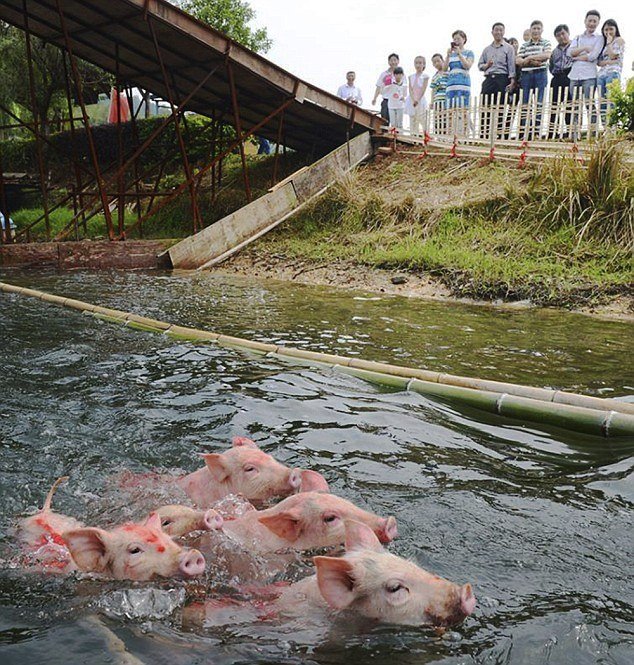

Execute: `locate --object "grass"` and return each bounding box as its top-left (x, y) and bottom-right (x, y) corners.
top-left (251, 145), bottom-right (633, 307)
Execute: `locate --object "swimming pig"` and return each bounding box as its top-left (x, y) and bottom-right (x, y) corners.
top-left (222, 491), bottom-right (398, 554)
top-left (177, 436), bottom-right (329, 507)
top-left (17, 478), bottom-right (206, 581)
top-left (185, 520), bottom-right (475, 629)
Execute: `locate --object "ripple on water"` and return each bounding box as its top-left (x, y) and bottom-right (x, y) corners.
top-left (0, 270), bottom-right (632, 664)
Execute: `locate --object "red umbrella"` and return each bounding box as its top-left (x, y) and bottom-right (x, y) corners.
top-left (107, 87), bottom-right (130, 124)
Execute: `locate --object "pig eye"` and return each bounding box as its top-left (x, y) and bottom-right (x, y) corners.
top-left (323, 514), bottom-right (339, 524)
top-left (386, 582), bottom-right (406, 593)
top-left (161, 518), bottom-right (173, 527)
top-left (243, 465), bottom-right (258, 474)
top-left (127, 545), bottom-right (143, 555)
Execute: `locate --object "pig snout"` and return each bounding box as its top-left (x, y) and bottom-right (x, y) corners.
top-left (299, 469), bottom-right (330, 493)
top-left (178, 549), bottom-right (206, 577)
top-left (288, 468), bottom-right (303, 491)
top-left (203, 509), bottom-right (224, 531)
top-left (376, 516), bottom-right (398, 543)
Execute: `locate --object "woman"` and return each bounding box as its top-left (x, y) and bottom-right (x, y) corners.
top-left (597, 19), bottom-right (625, 124)
top-left (443, 30), bottom-right (474, 108)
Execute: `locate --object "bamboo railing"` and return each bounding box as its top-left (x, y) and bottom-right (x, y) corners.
top-left (2, 281), bottom-right (633, 439)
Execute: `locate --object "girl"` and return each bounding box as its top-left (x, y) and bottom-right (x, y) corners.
top-left (597, 19), bottom-right (625, 124)
top-left (405, 56), bottom-right (430, 135)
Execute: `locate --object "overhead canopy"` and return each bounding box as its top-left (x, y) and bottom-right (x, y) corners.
top-left (0, 0), bottom-right (383, 153)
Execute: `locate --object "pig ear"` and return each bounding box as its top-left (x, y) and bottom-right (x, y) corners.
top-left (257, 510), bottom-right (303, 542)
top-left (144, 512), bottom-right (163, 531)
top-left (62, 527), bottom-right (110, 573)
top-left (299, 469), bottom-right (330, 493)
top-left (314, 556), bottom-right (361, 609)
top-left (344, 519), bottom-right (384, 553)
top-left (202, 453), bottom-right (230, 482)
top-left (232, 436), bottom-right (258, 449)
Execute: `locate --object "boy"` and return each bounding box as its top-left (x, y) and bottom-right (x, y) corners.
top-left (384, 66), bottom-right (407, 129)
top-left (430, 53), bottom-right (448, 134)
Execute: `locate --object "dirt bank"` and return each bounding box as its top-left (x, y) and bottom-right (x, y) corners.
top-left (206, 250), bottom-right (634, 322)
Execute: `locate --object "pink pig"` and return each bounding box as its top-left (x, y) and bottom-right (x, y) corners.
top-left (155, 504), bottom-right (224, 537)
top-left (62, 513), bottom-right (206, 581)
top-left (177, 436), bottom-right (329, 507)
top-left (185, 520), bottom-right (475, 629)
top-left (215, 491), bottom-right (398, 554)
top-left (17, 477), bottom-right (206, 581)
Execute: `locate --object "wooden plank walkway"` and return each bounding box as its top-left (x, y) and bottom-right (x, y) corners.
top-left (167, 132), bottom-right (372, 269)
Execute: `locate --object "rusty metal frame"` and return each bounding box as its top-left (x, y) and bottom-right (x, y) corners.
top-left (54, 0), bottom-right (115, 240)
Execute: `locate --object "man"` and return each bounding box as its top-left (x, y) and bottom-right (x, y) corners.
top-left (478, 22), bottom-right (516, 138)
top-left (337, 71), bottom-right (363, 106)
top-left (568, 9), bottom-right (603, 136)
top-left (0, 211), bottom-right (16, 243)
top-left (372, 53), bottom-right (400, 121)
top-left (517, 19), bottom-right (552, 138)
top-left (548, 24), bottom-right (573, 138)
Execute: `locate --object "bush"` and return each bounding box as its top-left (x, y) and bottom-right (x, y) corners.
top-left (608, 77), bottom-right (634, 133)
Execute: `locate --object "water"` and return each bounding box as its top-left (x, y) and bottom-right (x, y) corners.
top-left (1, 270), bottom-right (632, 664)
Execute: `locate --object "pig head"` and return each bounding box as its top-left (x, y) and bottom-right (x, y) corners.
top-left (155, 504), bottom-right (224, 538)
top-left (226, 491), bottom-right (398, 553)
top-left (62, 512), bottom-right (206, 581)
top-left (176, 436), bottom-right (328, 506)
top-left (314, 520), bottom-right (476, 627)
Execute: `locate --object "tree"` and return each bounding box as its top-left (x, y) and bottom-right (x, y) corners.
top-left (0, 24), bottom-right (110, 135)
top-left (178, 0), bottom-right (272, 53)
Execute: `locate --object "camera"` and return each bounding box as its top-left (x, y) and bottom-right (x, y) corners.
top-left (450, 41), bottom-right (457, 48)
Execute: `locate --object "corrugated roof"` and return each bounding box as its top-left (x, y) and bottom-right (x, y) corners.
top-left (0, 0), bottom-right (383, 153)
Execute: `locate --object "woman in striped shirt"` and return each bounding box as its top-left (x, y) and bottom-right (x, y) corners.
top-left (443, 30), bottom-right (474, 108)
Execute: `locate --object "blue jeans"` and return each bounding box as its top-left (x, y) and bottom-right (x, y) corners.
top-left (598, 72), bottom-right (620, 125)
top-left (520, 69), bottom-right (548, 136)
top-left (570, 79), bottom-right (598, 136)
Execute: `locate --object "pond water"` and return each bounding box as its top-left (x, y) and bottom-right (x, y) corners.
top-left (0, 270), bottom-right (632, 664)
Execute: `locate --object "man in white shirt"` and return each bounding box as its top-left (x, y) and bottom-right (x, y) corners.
top-left (568, 9), bottom-right (603, 134)
top-left (337, 71), bottom-right (363, 106)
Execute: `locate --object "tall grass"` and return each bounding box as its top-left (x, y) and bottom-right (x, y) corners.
top-left (492, 138), bottom-right (633, 249)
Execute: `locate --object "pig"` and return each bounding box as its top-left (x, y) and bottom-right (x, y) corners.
top-left (16, 479), bottom-right (206, 581)
top-left (184, 520), bottom-right (476, 629)
top-left (62, 512), bottom-right (206, 581)
top-left (186, 491), bottom-right (397, 585)
top-left (155, 504), bottom-right (224, 538)
top-left (176, 436), bottom-right (329, 507)
top-left (17, 476), bottom-right (84, 572)
top-left (221, 491), bottom-right (398, 554)
top-left (18, 476), bottom-right (83, 550)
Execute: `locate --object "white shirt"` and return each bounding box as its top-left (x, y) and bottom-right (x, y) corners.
top-left (384, 82), bottom-right (407, 109)
top-left (337, 83), bottom-right (363, 105)
top-left (567, 32), bottom-right (604, 81)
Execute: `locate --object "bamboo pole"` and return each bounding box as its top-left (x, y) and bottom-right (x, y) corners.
top-left (2, 282), bottom-right (633, 437)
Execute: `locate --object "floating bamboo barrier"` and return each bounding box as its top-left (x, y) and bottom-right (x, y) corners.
top-left (2, 281), bottom-right (633, 438)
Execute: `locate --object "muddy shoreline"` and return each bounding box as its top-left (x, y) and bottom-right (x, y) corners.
top-left (205, 251), bottom-right (634, 322)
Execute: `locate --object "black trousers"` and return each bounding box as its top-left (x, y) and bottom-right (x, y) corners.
top-left (549, 71), bottom-right (572, 138)
top-left (380, 97), bottom-right (389, 121)
top-left (480, 75), bottom-right (510, 139)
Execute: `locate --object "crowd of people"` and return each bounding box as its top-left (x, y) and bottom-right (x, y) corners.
top-left (336, 9), bottom-right (626, 137)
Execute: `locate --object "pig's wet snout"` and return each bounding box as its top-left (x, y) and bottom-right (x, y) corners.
top-left (179, 549), bottom-right (205, 577)
top-left (203, 509), bottom-right (224, 531)
top-left (377, 516), bottom-right (398, 543)
top-left (288, 469), bottom-right (303, 490)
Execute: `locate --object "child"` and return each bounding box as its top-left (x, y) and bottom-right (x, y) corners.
top-left (430, 53), bottom-right (448, 134)
top-left (384, 66), bottom-right (407, 130)
top-left (405, 56), bottom-right (430, 135)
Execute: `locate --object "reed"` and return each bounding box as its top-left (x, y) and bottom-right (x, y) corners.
top-left (495, 137), bottom-right (633, 248)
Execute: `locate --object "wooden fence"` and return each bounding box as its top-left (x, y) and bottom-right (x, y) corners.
top-left (401, 85), bottom-right (613, 143)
